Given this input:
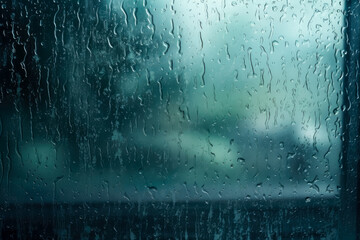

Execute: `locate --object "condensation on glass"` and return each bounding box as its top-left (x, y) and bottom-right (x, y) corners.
top-left (0, 0), bottom-right (350, 239)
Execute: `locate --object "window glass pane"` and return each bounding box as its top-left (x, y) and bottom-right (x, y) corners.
top-left (0, 0), bottom-right (352, 238)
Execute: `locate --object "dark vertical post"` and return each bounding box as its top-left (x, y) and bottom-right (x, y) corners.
top-left (340, 1), bottom-right (360, 239)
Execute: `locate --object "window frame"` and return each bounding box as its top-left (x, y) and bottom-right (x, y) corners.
top-left (339, 0), bottom-right (360, 239)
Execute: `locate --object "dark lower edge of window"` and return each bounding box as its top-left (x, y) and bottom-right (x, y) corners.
top-left (1, 198), bottom-right (340, 239)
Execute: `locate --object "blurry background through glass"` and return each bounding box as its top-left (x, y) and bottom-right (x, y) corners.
top-left (0, 0), bottom-right (352, 239)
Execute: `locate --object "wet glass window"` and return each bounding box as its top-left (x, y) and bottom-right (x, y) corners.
top-left (0, 0), bottom-right (359, 239)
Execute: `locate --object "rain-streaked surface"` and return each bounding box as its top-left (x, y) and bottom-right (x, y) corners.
top-left (0, 0), bottom-right (357, 239)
